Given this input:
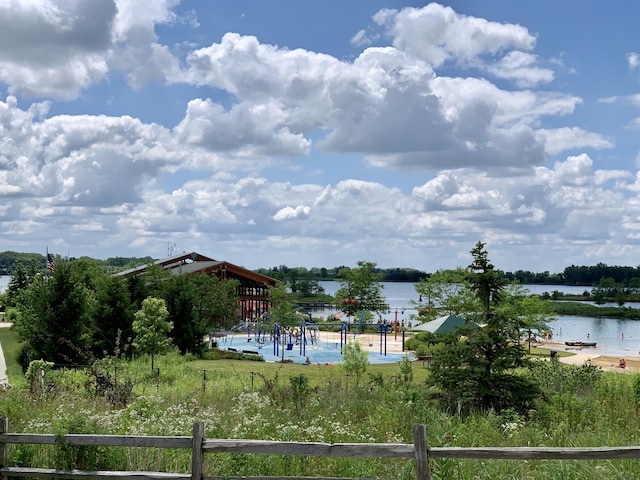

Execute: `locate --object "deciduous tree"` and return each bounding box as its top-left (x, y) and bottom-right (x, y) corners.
top-left (340, 341), bottom-right (369, 385)
top-left (414, 268), bottom-right (477, 319)
top-left (334, 261), bottom-right (385, 325)
top-left (133, 297), bottom-right (173, 372)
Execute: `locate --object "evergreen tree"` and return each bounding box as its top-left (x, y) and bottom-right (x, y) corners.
top-left (92, 275), bottom-right (135, 357)
top-left (15, 260), bottom-right (96, 366)
top-left (5, 259), bottom-right (40, 307)
top-left (428, 242), bottom-right (551, 413)
top-left (165, 273), bottom-right (239, 355)
top-left (126, 274), bottom-right (148, 311)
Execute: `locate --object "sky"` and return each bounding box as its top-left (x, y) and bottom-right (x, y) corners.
top-left (3, 1), bottom-right (640, 273)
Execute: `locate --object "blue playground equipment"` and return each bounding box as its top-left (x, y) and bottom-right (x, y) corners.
top-left (225, 307), bottom-right (392, 362)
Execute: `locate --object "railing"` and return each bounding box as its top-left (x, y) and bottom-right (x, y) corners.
top-left (1, 418), bottom-right (640, 480)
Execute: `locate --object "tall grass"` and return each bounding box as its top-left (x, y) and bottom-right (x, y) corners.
top-left (1, 327), bottom-right (640, 478)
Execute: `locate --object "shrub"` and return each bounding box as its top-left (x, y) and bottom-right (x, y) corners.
top-left (289, 374), bottom-right (310, 408)
top-left (25, 359), bottom-right (54, 395)
top-left (398, 355), bottom-right (413, 384)
top-left (340, 341), bottom-right (368, 384)
top-left (531, 359), bottom-right (602, 396)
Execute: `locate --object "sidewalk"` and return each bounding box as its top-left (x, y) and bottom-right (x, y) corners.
top-left (558, 352), bottom-right (601, 366)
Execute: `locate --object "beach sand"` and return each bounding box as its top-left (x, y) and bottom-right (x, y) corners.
top-left (536, 340), bottom-right (640, 372)
top-left (318, 331), bottom-right (406, 354)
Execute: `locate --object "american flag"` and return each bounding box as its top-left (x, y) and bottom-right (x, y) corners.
top-left (46, 252), bottom-right (56, 271)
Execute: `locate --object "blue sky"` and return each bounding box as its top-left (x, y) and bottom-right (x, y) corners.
top-left (2, 1), bottom-right (640, 273)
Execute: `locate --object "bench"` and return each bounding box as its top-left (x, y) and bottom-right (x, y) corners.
top-left (242, 349), bottom-right (261, 356)
top-left (416, 356), bottom-right (432, 367)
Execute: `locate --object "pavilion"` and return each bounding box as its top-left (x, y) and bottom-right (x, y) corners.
top-left (114, 251), bottom-right (279, 321)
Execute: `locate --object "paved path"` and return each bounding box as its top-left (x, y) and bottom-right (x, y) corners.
top-left (558, 352), bottom-right (601, 365)
top-left (0, 323), bottom-right (11, 385)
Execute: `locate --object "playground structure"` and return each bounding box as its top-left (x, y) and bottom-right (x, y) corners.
top-left (216, 309), bottom-right (396, 364)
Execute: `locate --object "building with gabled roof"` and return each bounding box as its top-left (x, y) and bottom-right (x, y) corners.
top-left (114, 251), bottom-right (279, 321)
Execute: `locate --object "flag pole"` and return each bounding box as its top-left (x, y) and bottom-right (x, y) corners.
top-left (46, 247), bottom-right (56, 272)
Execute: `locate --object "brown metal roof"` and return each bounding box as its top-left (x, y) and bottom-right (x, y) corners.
top-left (113, 251), bottom-right (278, 287)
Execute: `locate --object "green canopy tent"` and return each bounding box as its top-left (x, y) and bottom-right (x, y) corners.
top-left (409, 314), bottom-right (475, 334)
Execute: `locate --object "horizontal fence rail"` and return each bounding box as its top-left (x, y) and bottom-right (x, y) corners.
top-left (428, 446), bottom-right (640, 460)
top-left (0, 418), bottom-right (639, 480)
top-left (201, 439), bottom-right (415, 457)
top-left (1, 433), bottom-right (193, 449)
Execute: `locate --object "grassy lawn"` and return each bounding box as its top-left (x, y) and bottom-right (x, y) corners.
top-left (186, 356), bottom-right (431, 386)
top-left (0, 324), bottom-right (567, 391)
top-left (0, 325), bottom-right (429, 392)
top-left (527, 345), bottom-right (574, 358)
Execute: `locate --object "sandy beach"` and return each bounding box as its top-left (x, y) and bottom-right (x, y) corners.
top-left (534, 340), bottom-right (640, 372)
top-left (319, 331), bottom-right (406, 354)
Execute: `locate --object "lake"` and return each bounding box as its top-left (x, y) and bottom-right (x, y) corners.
top-left (318, 281), bottom-right (588, 309)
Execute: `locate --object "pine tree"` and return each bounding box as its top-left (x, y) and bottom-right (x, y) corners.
top-left (428, 242), bottom-right (550, 413)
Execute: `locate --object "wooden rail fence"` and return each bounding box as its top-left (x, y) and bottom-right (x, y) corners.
top-left (1, 417), bottom-right (640, 480)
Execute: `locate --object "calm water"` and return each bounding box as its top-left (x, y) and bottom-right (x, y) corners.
top-left (547, 316), bottom-right (640, 357)
top-left (319, 281), bottom-right (588, 304)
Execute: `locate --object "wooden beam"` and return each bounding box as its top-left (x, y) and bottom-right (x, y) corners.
top-left (191, 423), bottom-right (204, 480)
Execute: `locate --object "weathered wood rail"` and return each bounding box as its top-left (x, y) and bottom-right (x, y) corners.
top-left (1, 418), bottom-right (640, 480)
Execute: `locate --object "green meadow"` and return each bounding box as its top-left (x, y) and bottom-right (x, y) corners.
top-left (1, 327), bottom-right (640, 479)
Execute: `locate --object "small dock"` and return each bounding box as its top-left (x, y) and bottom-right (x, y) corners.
top-left (295, 302), bottom-right (390, 311)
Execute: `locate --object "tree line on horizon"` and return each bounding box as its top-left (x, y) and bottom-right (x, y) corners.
top-left (3, 250), bottom-right (640, 287)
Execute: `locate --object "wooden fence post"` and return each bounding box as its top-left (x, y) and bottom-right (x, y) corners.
top-left (413, 424), bottom-right (430, 480)
top-left (191, 422), bottom-right (204, 480)
top-left (0, 417), bottom-right (7, 480)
